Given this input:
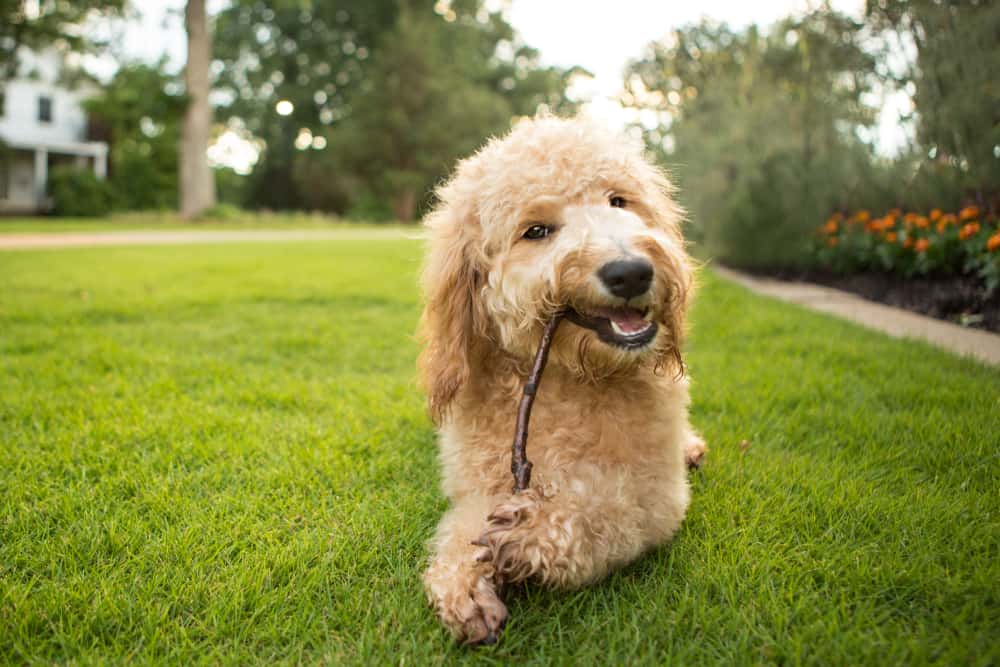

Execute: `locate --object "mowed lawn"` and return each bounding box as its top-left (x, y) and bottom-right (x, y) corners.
top-left (1, 240), bottom-right (997, 665)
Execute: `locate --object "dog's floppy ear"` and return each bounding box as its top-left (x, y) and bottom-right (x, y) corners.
top-left (635, 162), bottom-right (695, 376)
top-left (417, 201), bottom-right (485, 425)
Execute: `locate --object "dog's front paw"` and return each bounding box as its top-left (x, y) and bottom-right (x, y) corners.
top-left (424, 566), bottom-right (507, 645)
top-left (473, 489), bottom-right (550, 585)
top-left (685, 435), bottom-right (707, 470)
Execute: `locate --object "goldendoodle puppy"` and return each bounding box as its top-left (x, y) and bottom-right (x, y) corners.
top-left (419, 114), bottom-right (706, 644)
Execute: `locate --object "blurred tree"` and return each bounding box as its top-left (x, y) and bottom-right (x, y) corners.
top-left (213, 0), bottom-right (398, 210)
top-left (213, 166), bottom-right (249, 208)
top-left (84, 63), bottom-right (184, 210)
top-left (866, 0), bottom-right (1000, 197)
top-left (319, 8), bottom-right (511, 221)
top-left (214, 0), bottom-right (577, 216)
top-left (0, 0), bottom-right (126, 81)
top-left (180, 0), bottom-right (217, 218)
top-left (297, 2), bottom-right (578, 221)
top-left (625, 12), bottom-right (881, 268)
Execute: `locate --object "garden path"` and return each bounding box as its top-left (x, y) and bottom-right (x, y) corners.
top-left (0, 228), bottom-right (420, 249)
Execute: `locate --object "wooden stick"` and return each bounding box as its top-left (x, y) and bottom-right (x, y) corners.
top-left (511, 312), bottom-right (563, 493)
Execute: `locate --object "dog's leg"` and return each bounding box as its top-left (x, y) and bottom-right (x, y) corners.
top-left (424, 496), bottom-right (508, 644)
top-left (475, 470), bottom-right (689, 589)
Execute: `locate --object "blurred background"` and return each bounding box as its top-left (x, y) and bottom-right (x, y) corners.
top-left (0, 0), bottom-right (997, 272)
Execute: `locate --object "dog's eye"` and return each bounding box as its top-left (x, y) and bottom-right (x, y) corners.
top-left (522, 224), bottom-right (552, 240)
top-left (610, 195), bottom-right (627, 209)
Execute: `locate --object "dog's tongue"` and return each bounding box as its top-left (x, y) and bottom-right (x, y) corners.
top-left (595, 306), bottom-right (648, 334)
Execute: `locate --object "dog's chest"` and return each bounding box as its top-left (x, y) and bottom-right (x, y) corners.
top-left (463, 371), bottom-right (679, 465)
top-left (527, 382), bottom-right (672, 464)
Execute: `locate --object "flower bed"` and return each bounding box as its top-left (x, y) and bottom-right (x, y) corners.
top-left (814, 206), bottom-right (1000, 294)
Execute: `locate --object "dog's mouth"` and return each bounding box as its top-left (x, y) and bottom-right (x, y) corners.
top-left (564, 305), bottom-right (658, 350)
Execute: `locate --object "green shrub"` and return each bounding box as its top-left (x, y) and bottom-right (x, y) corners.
top-left (49, 166), bottom-right (113, 217)
top-left (109, 147), bottom-right (177, 211)
top-left (196, 203), bottom-right (244, 221)
top-left (84, 64), bottom-right (182, 212)
top-left (214, 167), bottom-right (248, 208)
top-left (345, 190), bottom-right (395, 223)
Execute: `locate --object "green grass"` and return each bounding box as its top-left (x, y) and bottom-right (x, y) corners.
top-left (1, 240), bottom-right (997, 665)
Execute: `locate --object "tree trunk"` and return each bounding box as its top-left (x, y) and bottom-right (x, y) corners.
top-left (180, 0), bottom-right (216, 218)
top-left (392, 188), bottom-right (417, 222)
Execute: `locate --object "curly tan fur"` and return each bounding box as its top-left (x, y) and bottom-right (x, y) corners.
top-left (419, 115), bottom-right (707, 644)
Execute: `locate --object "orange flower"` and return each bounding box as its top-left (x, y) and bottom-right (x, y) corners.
top-left (915, 216), bottom-right (930, 229)
top-left (958, 222), bottom-right (981, 240)
top-left (988, 233), bottom-right (1000, 252)
top-left (930, 209), bottom-right (942, 222)
top-left (903, 237), bottom-right (914, 249)
top-left (827, 237), bottom-right (839, 247)
top-left (936, 213), bottom-right (957, 233)
top-left (885, 232), bottom-right (897, 242)
top-left (883, 216), bottom-right (896, 229)
top-left (824, 220), bottom-right (839, 234)
top-left (915, 238), bottom-right (930, 252)
top-left (888, 208), bottom-right (902, 218)
top-left (856, 210), bottom-right (871, 223)
top-left (904, 212), bottom-right (919, 225)
top-left (959, 206), bottom-right (980, 221)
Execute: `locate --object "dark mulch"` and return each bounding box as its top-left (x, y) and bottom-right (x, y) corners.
top-left (737, 267), bottom-right (1000, 333)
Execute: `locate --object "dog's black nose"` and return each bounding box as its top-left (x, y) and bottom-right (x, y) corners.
top-left (598, 259), bottom-right (654, 299)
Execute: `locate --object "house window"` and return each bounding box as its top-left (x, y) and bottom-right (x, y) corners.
top-left (38, 96), bottom-right (52, 123)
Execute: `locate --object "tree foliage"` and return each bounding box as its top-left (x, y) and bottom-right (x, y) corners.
top-left (83, 63), bottom-right (184, 210)
top-left (213, 0), bottom-right (398, 210)
top-left (301, 9), bottom-right (513, 220)
top-left (0, 0), bottom-right (126, 81)
top-left (626, 11), bottom-right (881, 268)
top-left (625, 3), bottom-right (998, 270)
top-left (866, 0), bottom-right (1000, 193)
top-left (213, 0), bottom-right (577, 217)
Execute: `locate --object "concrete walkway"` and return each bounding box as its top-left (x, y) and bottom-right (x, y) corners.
top-left (0, 228), bottom-right (422, 250)
top-left (714, 265), bottom-right (1000, 367)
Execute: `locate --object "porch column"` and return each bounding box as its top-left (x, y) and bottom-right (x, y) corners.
top-left (94, 147), bottom-right (107, 179)
top-left (34, 148), bottom-right (47, 209)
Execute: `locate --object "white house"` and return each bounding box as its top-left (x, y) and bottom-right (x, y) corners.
top-left (0, 48), bottom-right (108, 213)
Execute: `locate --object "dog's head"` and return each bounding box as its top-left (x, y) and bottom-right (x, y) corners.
top-left (419, 115), bottom-right (694, 422)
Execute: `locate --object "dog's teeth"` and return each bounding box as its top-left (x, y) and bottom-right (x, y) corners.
top-left (610, 320), bottom-right (651, 337)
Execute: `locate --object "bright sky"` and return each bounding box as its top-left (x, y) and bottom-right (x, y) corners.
top-left (510, 0), bottom-right (863, 93)
top-left (90, 0), bottom-right (911, 169)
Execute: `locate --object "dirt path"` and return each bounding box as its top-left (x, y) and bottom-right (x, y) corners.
top-left (0, 228), bottom-right (422, 250)
top-left (714, 265), bottom-right (1000, 367)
